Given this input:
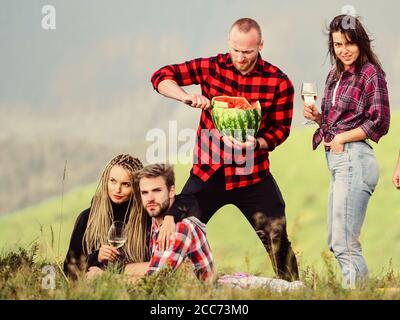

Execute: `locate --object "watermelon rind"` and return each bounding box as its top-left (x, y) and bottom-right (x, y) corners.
top-left (211, 96), bottom-right (262, 142)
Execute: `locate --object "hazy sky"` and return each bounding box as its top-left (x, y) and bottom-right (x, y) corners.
top-left (0, 0), bottom-right (399, 143)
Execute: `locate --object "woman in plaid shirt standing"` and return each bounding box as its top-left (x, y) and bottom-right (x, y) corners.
top-left (303, 15), bottom-right (390, 288)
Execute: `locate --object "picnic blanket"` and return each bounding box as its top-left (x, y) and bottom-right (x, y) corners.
top-left (217, 272), bottom-right (305, 292)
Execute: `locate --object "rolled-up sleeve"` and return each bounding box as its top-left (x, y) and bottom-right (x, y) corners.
top-left (360, 71), bottom-right (390, 142)
top-left (259, 77), bottom-right (294, 151)
top-left (151, 58), bottom-right (211, 92)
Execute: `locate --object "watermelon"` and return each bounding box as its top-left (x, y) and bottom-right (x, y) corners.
top-left (211, 96), bottom-right (262, 142)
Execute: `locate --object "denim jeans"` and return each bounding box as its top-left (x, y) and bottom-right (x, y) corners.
top-left (326, 141), bottom-right (379, 288)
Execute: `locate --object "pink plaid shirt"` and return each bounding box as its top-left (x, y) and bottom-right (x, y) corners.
top-left (313, 63), bottom-right (390, 150)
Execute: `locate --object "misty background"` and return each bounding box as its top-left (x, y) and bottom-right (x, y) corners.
top-left (1, 0), bottom-right (399, 214)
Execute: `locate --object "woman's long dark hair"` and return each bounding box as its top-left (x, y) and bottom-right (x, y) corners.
top-left (327, 15), bottom-right (385, 77)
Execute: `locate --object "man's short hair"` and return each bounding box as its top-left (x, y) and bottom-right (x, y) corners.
top-left (136, 163), bottom-right (175, 190)
top-left (230, 18), bottom-right (262, 42)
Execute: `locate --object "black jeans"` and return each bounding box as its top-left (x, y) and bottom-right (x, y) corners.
top-left (181, 168), bottom-right (299, 281)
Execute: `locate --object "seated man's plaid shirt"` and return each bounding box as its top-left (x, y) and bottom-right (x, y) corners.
top-left (146, 216), bottom-right (214, 281)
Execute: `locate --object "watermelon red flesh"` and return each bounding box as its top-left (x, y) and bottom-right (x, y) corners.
top-left (213, 96), bottom-right (259, 110)
top-left (211, 96), bottom-right (262, 142)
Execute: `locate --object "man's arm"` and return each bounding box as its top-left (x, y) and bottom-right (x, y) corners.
top-left (258, 77), bottom-right (294, 152)
top-left (124, 262), bottom-right (150, 276)
top-left (157, 79), bottom-right (210, 110)
top-left (166, 194), bottom-right (201, 221)
top-left (226, 77), bottom-right (294, 151)
top-left (150, 58), bottom-right (212, 109)
top-left (157, 194), bottom-right (202, 251)
top-left (147, 223), bottom-right (192, 276)
top-left (157, 79), bottom-right (191, 103)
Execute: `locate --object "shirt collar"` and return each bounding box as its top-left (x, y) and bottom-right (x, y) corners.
top-left (330, 64), bottom-right (355, 84)
top-left (226, 53), bottom-right (264, 76)
top-left (343, 65), bottom-right (356, 76)
top-left (151, 218), bottom-right (160, 233)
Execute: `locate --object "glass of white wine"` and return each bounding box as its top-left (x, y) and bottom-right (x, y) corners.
top-left (301, 82), bottom-right (318, 125)
top-left (107, 221), bottom-right (127, 250)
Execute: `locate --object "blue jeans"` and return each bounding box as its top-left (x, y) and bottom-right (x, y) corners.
top-left (326, 141), bottom-right (379, 287)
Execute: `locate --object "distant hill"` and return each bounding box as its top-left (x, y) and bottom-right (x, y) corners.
top-left (0, 112), bottom-right (399, 275)
top-left (0, 136), bottom-right (148, 215)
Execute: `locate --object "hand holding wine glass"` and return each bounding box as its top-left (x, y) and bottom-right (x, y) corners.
top-left (301, 82), bottom-right (320, 125)
top-left (98, 221), bottom-right (126, 263)
top-left (108, 221), bottom-right (127, 249)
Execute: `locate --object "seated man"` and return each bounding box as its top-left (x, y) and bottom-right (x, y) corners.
top-left (126, 163), bottom-right (215, 282)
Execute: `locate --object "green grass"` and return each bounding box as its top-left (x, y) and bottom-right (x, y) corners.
top-left (0, 112), bottom-right (399, 299)
top-left (1, 244), bottom-right (400, 299)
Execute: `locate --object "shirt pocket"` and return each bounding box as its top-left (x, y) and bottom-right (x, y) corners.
top-left (335, 84), bottom-right (362, 112)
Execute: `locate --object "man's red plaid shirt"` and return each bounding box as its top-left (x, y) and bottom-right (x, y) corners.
top-left (147, 217), bottom-right (214, 281)
top-left (151, 53), bottom-right (294, 190)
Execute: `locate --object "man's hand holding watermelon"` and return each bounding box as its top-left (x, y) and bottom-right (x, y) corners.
top-left (223, 135), bottom-right (264, 151)
top-left (211, 95), bottom-right (264, 149)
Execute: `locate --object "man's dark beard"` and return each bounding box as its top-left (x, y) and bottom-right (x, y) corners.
top-left (157, 198), bottom-right (170, 217)
top-left (147, 198), bottom-right (170, 217)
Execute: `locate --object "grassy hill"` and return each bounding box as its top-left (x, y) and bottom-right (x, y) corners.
top-left (1, 112), bottom-right (399, 277)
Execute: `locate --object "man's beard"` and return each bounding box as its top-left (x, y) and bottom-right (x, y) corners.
top-left (157, 198), bottom-right (170, 216)
top-left (234, 57), bottom-right (257, 74)
top-left (146, 198), bottom-right (170, 217)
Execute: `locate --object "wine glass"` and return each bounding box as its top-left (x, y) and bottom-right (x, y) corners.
top-left (107, 221), bottom-right (127, 249)
top-left (301, 82), bottom-right (318, 125)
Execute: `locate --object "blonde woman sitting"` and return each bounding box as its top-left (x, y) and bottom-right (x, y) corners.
top-left (63, 154), bottom-right (149, 279)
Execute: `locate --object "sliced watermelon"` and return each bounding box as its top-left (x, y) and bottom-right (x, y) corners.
top-left (211, 96), bottom-right (262, 142)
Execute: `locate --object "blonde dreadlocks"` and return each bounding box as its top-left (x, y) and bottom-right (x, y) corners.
top-left (83, 154), bottom-right (149, 262)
